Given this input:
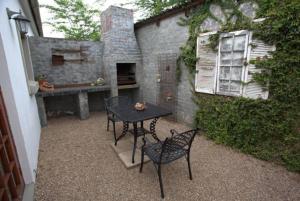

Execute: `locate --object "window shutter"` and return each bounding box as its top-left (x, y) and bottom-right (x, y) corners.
top-left (195, 32), bottom-right (218, 94)
top-left (242, 32), bottom-right (275, 99)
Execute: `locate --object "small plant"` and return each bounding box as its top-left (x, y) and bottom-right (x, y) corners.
top-left (35, 74), bottom-right (47, 81)
top-left (90, 77), bottom-right (105, 86)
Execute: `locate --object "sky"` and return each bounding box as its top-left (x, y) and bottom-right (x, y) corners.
top-left (38, 0), bottom-right (144, 38)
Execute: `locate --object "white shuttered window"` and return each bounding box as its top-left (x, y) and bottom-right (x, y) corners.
top-left (195, 29), bottom-right (273, 100)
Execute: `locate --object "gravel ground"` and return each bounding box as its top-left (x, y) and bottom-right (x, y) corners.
top-left (35, 112), bottom-right (300, 201)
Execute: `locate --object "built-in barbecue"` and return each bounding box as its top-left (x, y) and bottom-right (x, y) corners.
top-left (116, 63), bottom-right (136, 85)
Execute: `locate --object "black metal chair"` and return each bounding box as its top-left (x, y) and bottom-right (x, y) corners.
top-left (140, 129), bottom-right (199, 198)
top-left (104, 96), bottom-right (130, 143)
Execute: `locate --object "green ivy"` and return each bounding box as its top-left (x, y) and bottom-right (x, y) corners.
top-left (178, 0), bottom-right (300, 172)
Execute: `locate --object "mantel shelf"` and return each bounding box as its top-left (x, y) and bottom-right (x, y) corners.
top-left (118, 84), bottom-right (139, 90)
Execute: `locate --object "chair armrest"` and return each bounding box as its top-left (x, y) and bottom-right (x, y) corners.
top-left (170, 129), bottom-right (179, 137)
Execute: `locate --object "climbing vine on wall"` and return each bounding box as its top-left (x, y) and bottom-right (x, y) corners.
top-left (178, 0), bottom-right (300, 171)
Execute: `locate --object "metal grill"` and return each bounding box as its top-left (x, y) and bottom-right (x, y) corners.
top-left (157, 53), bottom-right (178, 120)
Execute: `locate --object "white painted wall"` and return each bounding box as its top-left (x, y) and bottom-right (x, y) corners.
top-left (0, 0), bottom-right (41, 184)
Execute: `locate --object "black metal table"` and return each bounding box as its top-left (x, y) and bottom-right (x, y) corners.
top-left (109, 103), bottom-right (172, 163)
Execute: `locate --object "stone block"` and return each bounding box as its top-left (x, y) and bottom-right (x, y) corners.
top-left (110, 135), bottom-right (150, 169)
top-left (76, 92), bottom-right (89, 120)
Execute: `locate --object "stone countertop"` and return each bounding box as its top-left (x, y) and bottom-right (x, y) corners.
top-left (36, 85), bottom-right (111, 97)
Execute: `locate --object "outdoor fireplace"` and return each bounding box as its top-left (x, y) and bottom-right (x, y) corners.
top-left (116, 63), bottom-right (136, 85)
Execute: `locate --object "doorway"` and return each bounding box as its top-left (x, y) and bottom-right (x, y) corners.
top-left (157, 53), bottom-right (178, 120)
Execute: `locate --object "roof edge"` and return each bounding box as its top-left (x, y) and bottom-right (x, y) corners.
top-left (134, 0), bottom-right (205, 29)
top-left (29, 0), bottom-right (43, 36)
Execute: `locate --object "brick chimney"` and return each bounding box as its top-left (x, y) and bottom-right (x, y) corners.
top-left (101, 6), bottom-right (142, 96)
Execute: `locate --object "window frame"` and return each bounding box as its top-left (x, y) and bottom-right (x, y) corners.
top-left (15, 22), bottom-right (38, 96)
top-left (216, 30), bottom-right (250, 97)
top-left (20, 35), bottom-right (35, 82)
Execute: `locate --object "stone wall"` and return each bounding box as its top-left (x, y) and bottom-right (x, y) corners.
top-left (135, 12), bottom-right (196, 123)
top-left (29, 37), bottom-right (105, 85)
top-left (29, 37), bottom-right (108, 119)
top-left (200, 2), bottom-right (257, 31)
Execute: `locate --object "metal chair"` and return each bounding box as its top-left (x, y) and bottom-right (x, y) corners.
top-left (104, 96), bottom-right (130, 143)
top-left (140, 129), bottom-right (199, 198)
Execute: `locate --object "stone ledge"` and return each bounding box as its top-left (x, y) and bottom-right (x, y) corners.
top-left (36, 85), bottom-right (110, 97)
top-left (118, 84), bottom-right (139, 90)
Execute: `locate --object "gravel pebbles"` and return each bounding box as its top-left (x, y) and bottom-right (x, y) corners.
top-left (34, 112), bottom-right (300, 201)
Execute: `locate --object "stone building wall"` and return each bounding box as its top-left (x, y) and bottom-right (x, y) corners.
top-left (135, 1), bottom-right (258, 124)
top-left (135, 13), bottom-right (195, 123)
top-left (29, 37), bottom-right (105, 85)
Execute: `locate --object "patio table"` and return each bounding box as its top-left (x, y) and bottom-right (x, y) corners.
top-left (109, 103), bottom-right (172, 163)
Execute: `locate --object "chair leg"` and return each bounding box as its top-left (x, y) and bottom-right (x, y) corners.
top-left (158, 164), bottom-right (164, 198)
top-left (113, 122), bottom-right (117, 145)
top-left (140, 148), bottom-right (144, 173)
top-left (187, 152), bottom-right (193, 180)
top-left (107, 118), bottom-right (110, 131)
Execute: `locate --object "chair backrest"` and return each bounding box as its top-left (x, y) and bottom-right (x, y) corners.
top-left (104, 96), bottom-right (130, 112)
top-left (159, 129), bottom-right (198, 163)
